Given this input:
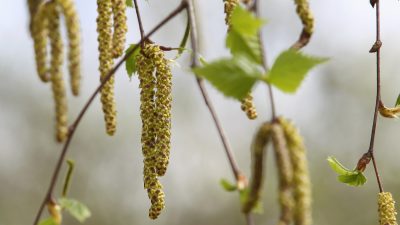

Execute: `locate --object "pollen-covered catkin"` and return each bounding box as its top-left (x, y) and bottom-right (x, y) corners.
top-left (111, 0), bottom-right (127, 58)
top-left (271, 124), bottom-right (294, 225)
top-left (278, 117), bottom-right (312, 225)
top-left (242, 122), bottom-right (272, 213)
top-left (241, 94), bottom-right (258, 120)
top-left (154, 47), bottom-right (172, 177)
top-left (378, 192), bottom-right (398, 225)
top-left (28, 0), bottom-right (43, 35)
top-left (32, 2), bottom-right (50, 82)
top-left (137, 44), bottom-right (166, 219)
top-left (48, 1), bottom-right (68, 142)
top-left (57, 0), bottom-right (81, 96)
top-left (97, 0), bottom-right (117, 135)
top-left (224, 0), bottom-right (239, 25)
top-left (294, 0), bottom-right (314, 36)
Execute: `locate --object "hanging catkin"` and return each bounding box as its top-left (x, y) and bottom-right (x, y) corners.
top-left (378, 192), bottom-right (398, 225)
top-left (32, 2), bottom-right (50, 82)
top-left (279, 117), bottom-right (312, 225)
top-left (224, 0), bottom-right (258, 120)
top-left (111, 0), bottom-right (127, 58)
top-left (137, 44), bottom-right (166, 219)
top-left (48, 1), bottom-right (68, 142)
top-left (97, 0), bottom-right (117, 136)
top-left (271, 124), bottom-right (294, 225)
top-left (242, 122), bottom-right (272, 213)
top-left (57, 0), bottom-right (81, 96)
top-left (292, 0), bottom-right (314, 50)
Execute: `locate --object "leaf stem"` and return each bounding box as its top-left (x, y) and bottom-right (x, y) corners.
top-left (31, 3), bottom-right (186, 225)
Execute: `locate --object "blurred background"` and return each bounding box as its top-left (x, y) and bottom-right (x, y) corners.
top-left (1, 0), bottom-right (400, 225)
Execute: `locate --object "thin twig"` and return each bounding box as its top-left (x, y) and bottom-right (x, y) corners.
top-left (133, 0), bottom-right (145, 48)
top-left (31, 3), bottom-right (186, 225)
top-left (185, 1), bottom-right (253, 224)
top-left (366, 0), bottom-right (384, 193)
top-left (252, 0), bottom-right (276, 121)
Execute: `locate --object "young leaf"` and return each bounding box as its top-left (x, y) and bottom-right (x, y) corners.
top-left (395, 94), bottom-right (400, 107)
top-left (230, 6), bottom-right (265, 36)
top-left (226, 30), bottom-right (263, 65)
top-left (125, 44), bottom-right (141, 78)
top-left (38, 218), bottom-right (58, 225)
top-left (327, 156), bottom-right (357, 176)
top-left (126, 0), bottom-right (133, 7)
top-left (193, 56), bottom-right (263, 99)
top-left (226, 6), bottom-right (265, 65)
top-left (59, 198), bottom-right (91, 223)
top-left (265, 49), bottom-right (328, 93)
top-left (220, 178), bottom-right (237, 192)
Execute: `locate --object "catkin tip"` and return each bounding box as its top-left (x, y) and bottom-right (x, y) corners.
top-left (241, 93), bottom-right (258, 120)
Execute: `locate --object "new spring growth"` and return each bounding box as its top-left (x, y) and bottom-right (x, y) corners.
top-left (378, 192), bottom-right (398, 225)
top-left (224, 0), bottom-right (258, 120)
top-left (97, 0), bottom-right (117, 135)
top-left (47, 198), bottom-right (62, 225)
top-left (378, 100), bottom-right (400, 119)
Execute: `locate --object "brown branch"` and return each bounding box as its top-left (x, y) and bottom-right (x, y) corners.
top-left (133, 0), bottom-right (145, 49)
top-left (251, 0), bottom-right (276, 121)
top-left (31, 3), bottom-right (187, 225)
top-left (185, 1), bottom-right (253, 224)
top-left (367, 0), bottom-right (384, 193)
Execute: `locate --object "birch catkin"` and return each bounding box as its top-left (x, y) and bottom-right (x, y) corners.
top-left (224, 0), bottom-right (239, 25)
top-left (294, 0), bottom-right (314, 36)
top-left (242, 122), bottom-right (272, 213)
top-left (28, 0), bottom-right (43, 35)
top-left (111, 0), bottom-right (127, 58)
top-left (271, 124), bottom-right (294, 225)
top-left (32, 2), bottom-right (50, 82)
top-left (378, 192), bottom-right (398, 225)
top-left (97, 0), bottom-right (117, 136)
top-left (137, 44), bottom-right (167, 219)
top-left (48, 1), bottom-right (68, 142)
top-left (57, 0), bottom-right (81, 96)
top-left (279, 117), bottom-right (312, 225)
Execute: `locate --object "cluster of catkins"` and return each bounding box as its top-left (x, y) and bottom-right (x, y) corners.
top-left (378, 192), bottom-right (398, 225)
top-left (96, 0), bottom-right (127, 135)
top-left (136, 43), bottom-right (172, 219)
top-left (29, 0), bottom-right (81, 142)
top-left (243, 117), bottom-right (312, 225)
top-left (224, 0), bottom-right (258, 120)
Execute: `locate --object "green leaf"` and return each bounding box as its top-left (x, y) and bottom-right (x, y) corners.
top-left (226, 6), bottom-right (265, 65)
top-left (226, 30), bottom-right (262, 65)
top-left (38, 218), bottom-right (57, 225)
top-left (220, 178), bottom-right (237, 192)
top-left (395, 94), bottom-right (400, 107)
top-left (193, 56), bottom-right (263, 99)
top-left (230, 6), bottom-right (265, 36)
top-left (327, 156), bottom-right (357, 176)
top-left (126, 0), bottom-right (133, 7)
top-left (266, 49), bottom-right (328, 93)
top-left (125, 44), bottom-right (141, 78)
top-left (59, 198), bottom-right (91, 223)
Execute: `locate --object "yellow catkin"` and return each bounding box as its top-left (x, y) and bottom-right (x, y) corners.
top-left (378, 192), bottom-right (398, 225)
top-left (278, 117), bottom-right (312, 225)
top-left (57, 0), bottom-right (81, 96)
top-left (271, 124), bottom-right (294, 225)
top-left (240, 94), bottom-right (258, 120)
top-left (242, 122), bottom-right (272, 213)
top-left (32, 2), bottom-right (50, 82)
top-left (111, 0), bottom-right (127, 58)
top-left (97, 0), bottom-right (117, 135)
top-left (137, 44), bottom-right (165, 219)
top-left (224, 0), bottom-right (239, 25)
top-left (48, 1), bottom-right (68, 143)
top-left (294, 0), bottom-right (314, 36)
